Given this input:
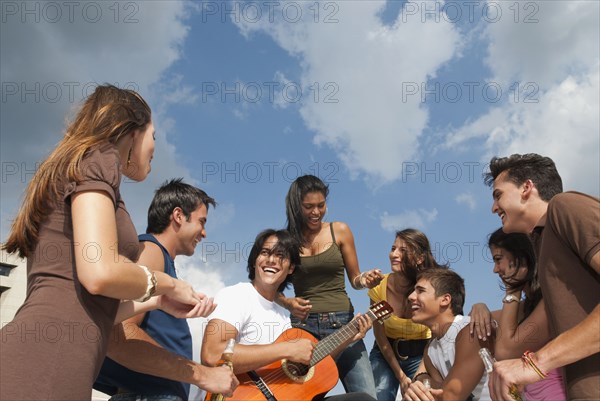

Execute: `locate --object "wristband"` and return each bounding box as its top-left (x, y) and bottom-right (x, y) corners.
top-left (502, 293), bottom-right (519, 304)
top-left (135, 265), bottom-right (157, 303)
top-left (413, 371), bottom-right (430, 382)
top-left (522, 350), bottom-right (548, 379)
top-left (353, 273), bottom-right (365, 290)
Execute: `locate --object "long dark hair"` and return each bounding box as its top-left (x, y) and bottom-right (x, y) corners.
top-left (488, 228), bottom-right (540, 320)
top-left (285, 175), bottom-right (329, 247)
top-left (395, 228), bottom-right (448, 295)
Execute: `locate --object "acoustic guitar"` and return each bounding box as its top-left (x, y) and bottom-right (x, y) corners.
top-left (205, 301), bottom-right (392, 401)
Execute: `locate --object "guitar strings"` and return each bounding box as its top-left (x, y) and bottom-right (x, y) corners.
top-left (238, 306), bottom-right (387, 395)
top-left (251, 315), bottom-right (368, 386)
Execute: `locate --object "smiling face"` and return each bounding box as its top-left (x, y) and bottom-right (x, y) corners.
top-left (389, 237), bottom-right (411, 273)
top-left (490, 245), bottom-right (516, 281)
top-left (408, 279), bottom-right (436, 325)
top-left (301, 191), bottom-right (327, 231)
top-left (389, 236), bottom-right (425, 274)
top-left (490, 245), bottom-right (528, 287)
top-left (491, 171), bottom-right (530, 233)
top-left (175, 203), bottom-right (208, 257)
top-left (253, 235), bottom-right (294, 300)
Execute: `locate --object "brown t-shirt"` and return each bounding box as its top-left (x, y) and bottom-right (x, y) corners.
top-left (532, 191), bottom-right (600, 401)
top-left (0, 143), bottom-right (139, 400)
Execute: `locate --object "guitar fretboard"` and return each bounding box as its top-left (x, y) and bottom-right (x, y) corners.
top-left (309, 310), bottom-right (376, 366)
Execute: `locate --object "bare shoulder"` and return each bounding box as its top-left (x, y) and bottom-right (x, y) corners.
top-left (332, 221), bottom-right (354, 239)
top-left (138, 241), bottom-right (165, 272)
top-left (456, 325), bottom-right (481, 351)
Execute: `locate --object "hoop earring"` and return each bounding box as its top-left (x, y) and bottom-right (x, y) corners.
top-left (127, 147), bottom-right (132, 167)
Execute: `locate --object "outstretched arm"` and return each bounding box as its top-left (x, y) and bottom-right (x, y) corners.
top-left (106, 241), bottom-right (231, 394)
top-left (72, 191), bottom-right (200, 307)
top-left (335, 222), bottom-right (383, 289)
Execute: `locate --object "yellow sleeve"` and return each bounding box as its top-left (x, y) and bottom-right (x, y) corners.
top-left (368, 274), bottom-right (388, 303)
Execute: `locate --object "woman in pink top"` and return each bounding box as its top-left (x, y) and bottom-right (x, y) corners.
top-left (469, 228), bottom-right (566, 401)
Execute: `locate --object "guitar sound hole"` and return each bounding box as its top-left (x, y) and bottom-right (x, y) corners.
top-left (285, 362), bottom-right (310, 377)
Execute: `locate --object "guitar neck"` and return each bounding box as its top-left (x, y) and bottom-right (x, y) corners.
top-left (309, 310), bottom-right (376, 366)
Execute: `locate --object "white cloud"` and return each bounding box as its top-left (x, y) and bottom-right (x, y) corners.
top-left (455, 192), bottom-right (476, 211)
top-left (380, 208), bottom-right (438, 231)
top-left (445, 1), bottom-right (600, 196)
top-left (272, 71), bottom-right (293, 110)
top-left (447, 68), bottom-right (600, 196)
top-left (0, 1), bottom-right (196, 239)
top-left (484, 1), bottom-right (599, 88)
top-left (174, 254), bottom-right (227, 401)
top-left (233, 1), bottom-right (462, 184)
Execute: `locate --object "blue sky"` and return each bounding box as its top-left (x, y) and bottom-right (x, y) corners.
top-left (1, 1), bottom-right (599, 398)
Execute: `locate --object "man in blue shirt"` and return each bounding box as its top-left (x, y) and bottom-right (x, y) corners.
top-left (94, 178), bottom-right (237, 401)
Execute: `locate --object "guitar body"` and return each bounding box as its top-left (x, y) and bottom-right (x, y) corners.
top-left (204, 301), bottom-right (392, 401)
top-left (213, 328), bottom-right (338, 401)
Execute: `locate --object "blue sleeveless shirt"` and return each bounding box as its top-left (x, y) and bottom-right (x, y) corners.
top-left (94, 234), bottom-right (194, 400)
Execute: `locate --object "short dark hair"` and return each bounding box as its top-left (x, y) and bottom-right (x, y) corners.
top-left (417, 268), bottom-right (465, 316)
top-left (247, 229), bottom-right (301, 292)
top-left (484, 153), bottom-right (563, 201)
top-left (146, 178), bottom-right (216, 234)
top-left (285, 175), bottom-right (329, 246)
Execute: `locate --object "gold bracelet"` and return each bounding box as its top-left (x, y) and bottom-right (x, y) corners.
top-left (522, 351), bottom-right (548, 379)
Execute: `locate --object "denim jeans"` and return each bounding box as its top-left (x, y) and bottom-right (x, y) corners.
top-left (109, 394), bottom-right (183, 401)
top-left (369, 343), bottom-right (422, 401)
top-left (291, 311), bottom-right (377, 398)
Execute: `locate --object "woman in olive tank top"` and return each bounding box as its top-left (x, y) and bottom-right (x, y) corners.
top-left (276, 175), bottom-right (384, 397)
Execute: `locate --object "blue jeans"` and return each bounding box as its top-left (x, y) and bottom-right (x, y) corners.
top-left (109, 394), bottom-right (183, 401)
top-left (369, 343), bottom-right (422, 401)
top-left (291, 311), bottom-right (377, 398)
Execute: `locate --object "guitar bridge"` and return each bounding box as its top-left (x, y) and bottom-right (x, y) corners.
top-left (247, 370), bottom-right (278, 401)
top-left (281, 359), bottom-right (315, 383)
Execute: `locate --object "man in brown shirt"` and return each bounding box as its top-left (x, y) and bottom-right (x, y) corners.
top-left (484, 153), bottom-right (599, 401)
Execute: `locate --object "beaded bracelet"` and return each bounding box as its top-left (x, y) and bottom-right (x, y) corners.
top-left (413, 371), bottom-right (430, 382)
top-left (522, 350), bottom-right (548, 380)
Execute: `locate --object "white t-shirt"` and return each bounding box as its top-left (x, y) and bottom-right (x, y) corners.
top-left (210, 282), bottom-right (292, 345)
top-left (427, 315), bottom-right (491, 401)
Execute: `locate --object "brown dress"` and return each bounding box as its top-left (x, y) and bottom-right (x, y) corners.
top-left (0, 143), bottom-right (140, 400)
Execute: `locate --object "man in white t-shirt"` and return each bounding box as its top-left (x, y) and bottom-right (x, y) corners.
top-left (402, 268), bottom-right (491, 401)
top-left (202, 229), bottom-right (376, 401)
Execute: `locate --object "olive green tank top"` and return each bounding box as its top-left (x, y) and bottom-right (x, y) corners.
top-left (291, 223), bottom-right (353, 313)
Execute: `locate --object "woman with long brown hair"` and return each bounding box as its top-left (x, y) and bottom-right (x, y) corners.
top-left (368, 228), bottom-right (447, 400)
top-left (0, 85), bottom-right (212, 400)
